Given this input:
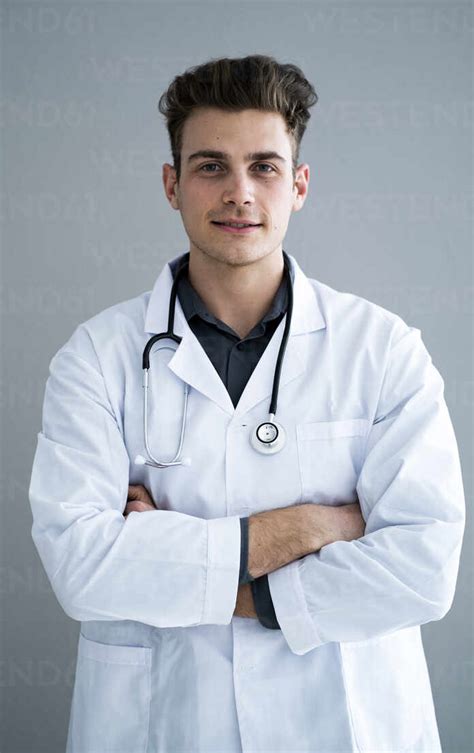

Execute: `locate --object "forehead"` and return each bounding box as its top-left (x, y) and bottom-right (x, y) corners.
top-left (180, 107), bottom-right (293, 157)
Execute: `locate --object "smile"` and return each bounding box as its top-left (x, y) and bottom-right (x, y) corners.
top-left (211, 222), bottom-right (262, 234)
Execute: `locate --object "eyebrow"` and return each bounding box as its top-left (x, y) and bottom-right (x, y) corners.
top-left (187, 149), bottom-right (287, 164)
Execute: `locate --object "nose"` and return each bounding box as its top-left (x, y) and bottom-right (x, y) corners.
top-left (222, 169), bottom-right (255, 207)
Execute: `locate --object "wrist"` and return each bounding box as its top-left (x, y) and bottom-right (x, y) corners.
top-left (304, 503), bottom-right (335, 551)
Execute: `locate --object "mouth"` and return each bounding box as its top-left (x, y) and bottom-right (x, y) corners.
top-left (211, 221), bottom-right (262, 234)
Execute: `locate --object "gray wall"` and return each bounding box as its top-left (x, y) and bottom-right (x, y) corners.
top-left (1, 2), bottom-right (472, 751)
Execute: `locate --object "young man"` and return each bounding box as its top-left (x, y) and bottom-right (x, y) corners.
top-left (29, 55), bottom-right (465, 753)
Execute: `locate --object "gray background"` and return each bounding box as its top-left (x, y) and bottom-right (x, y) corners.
top-left (1, 1), bottom-right (472, 752)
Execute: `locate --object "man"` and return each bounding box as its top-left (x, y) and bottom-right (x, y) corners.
top-left (29, 55), bottom-right (465, 753)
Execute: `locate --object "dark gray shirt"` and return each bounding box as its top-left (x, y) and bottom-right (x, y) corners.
top-left (169, 251), bottom-right (295, 630)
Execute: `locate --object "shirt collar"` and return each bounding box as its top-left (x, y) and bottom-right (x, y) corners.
top-left (144, 251), bottom-right (325, 338)
top-left (168, 251), bottom-right (295, 331)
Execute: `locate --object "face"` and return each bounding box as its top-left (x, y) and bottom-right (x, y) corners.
top-left (162, 107), bottom-right (309, 269)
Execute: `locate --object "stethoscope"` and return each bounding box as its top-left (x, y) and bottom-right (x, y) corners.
top-left (134, 251), bottom-right (293, 469)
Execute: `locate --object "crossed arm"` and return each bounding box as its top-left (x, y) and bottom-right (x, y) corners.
top-left (30, 323), bottom-right (465, 646)
top-left (124, 485), bottom-right (366, 619)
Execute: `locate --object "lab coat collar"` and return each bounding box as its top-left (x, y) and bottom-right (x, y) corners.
top-left (143, 251), bottom-right (326, 416)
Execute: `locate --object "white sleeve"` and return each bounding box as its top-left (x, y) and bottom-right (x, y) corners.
top-left (268, 324), bottom-right (466, 655)
top-left (28, 324), bottom-right (241, 627)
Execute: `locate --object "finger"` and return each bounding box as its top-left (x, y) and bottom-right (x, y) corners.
top-left (128, 485), bottom-right (154, 505)
top-left (125, 501), bottom-right (145, 512)
top-left (135, 501), bottom-right (154, 512)
top-left (127, 485), bottom-right (143, 501)
top-left (124, 500), bottom-right (142, 515)
top-left (124, 500), bottom-right (156, 514)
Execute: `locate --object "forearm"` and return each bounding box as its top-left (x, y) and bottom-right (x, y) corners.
top-left (242, 501), bottom-right (365, 625)
top-left (247, 503), bottom-right (334, 579)
top-left (247, 502), bottom-right (365, 579)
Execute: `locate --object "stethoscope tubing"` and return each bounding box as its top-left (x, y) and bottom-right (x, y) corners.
top-left (142, 349), bottom-right (190, 467)
top-left (137, 252), bottom-right (293, 468)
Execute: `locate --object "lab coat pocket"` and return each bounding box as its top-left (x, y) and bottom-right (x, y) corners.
top-left (296, 419), bottom-right (370, 504)
top-left (66, 633), bottom-right (152, 753)
top-left (339, 627), bottom-right (424, 752)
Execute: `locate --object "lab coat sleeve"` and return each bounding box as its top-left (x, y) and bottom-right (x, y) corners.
top-left (28, 324), bottom-right (241, 627)
top-left (268, 323), bottom-right (466, 655)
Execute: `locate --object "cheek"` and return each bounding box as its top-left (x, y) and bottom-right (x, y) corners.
top-left (267, 186), bottom-right (294, 215)
top-left (178, 183), bottom-right (211, 214)
top-left (180, 202), bottom-right (206, 231)
top-left (267, 202), bottom-right (293, 232)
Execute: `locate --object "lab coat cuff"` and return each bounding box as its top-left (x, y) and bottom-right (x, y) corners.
top-left (203, 516), bottom-right (241, 625)
top-left (268, 559), bottom-right (324, 655)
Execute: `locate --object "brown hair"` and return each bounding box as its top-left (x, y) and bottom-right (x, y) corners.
top-left (157, 54), bottom-right (318, 182)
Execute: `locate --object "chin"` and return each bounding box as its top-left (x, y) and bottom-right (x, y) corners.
top-left (219, 250), bottom-right (267, 267)
top-left (191, 239), bottom-right (274, 269)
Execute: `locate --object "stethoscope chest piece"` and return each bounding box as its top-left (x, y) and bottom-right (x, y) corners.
top-left (250, 418), bottom-right (286, 455)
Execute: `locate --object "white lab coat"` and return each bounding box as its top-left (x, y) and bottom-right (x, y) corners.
top-left (28, 252), bottom-right (465, 753)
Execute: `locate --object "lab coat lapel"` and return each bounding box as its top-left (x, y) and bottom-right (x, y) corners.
top-left (144, 259), bottom-right (235, 415)
top-left (232, 322), bottom-right (305, 418)
top-left (233, 254), bottom-right (326, 417)
top-left (143, 253), bottom-right (326, 417)
top-left (168, 330), bottom-right (235, 415)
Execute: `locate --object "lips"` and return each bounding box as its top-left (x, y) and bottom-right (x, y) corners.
top-left (211, 221), bottom-right (262, 235)
top-left (212, 221), bottom-right (261, 227)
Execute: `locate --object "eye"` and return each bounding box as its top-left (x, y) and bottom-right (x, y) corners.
top-left (199, 163), bottom-right (221, 173)
top-left (198, 162), bottom-right (276, 174)
top-left (255, 163), bottom-right (276, 173)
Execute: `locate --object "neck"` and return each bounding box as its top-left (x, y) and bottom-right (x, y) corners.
top-left (187, 248), bottom-right (285, 340)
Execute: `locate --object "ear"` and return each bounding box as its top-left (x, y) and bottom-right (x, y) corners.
top-left (292, 163), bottom-right (310, 212)
top-left (162, 163), bottom-right (180, 210)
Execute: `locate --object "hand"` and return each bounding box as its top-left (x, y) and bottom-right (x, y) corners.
top-left (124, 484), bottom-right (158, 517)
top-left (233, 583), bottom-right (258, 619)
